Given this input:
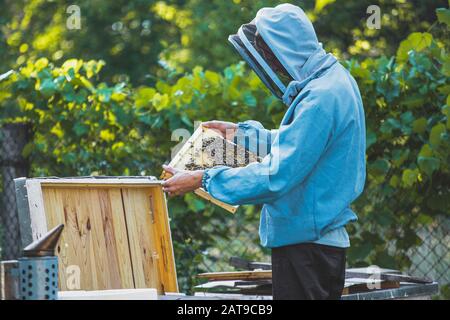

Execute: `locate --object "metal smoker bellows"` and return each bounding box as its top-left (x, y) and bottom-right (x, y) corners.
top-left (19, 224), bottom-right (64, 300)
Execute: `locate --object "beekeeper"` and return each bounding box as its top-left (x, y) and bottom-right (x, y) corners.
top-left (162, 3), bottom-right (366, 300)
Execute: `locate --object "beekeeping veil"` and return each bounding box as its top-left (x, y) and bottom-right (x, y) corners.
top-left (228, 4), bottom-right (337, 106)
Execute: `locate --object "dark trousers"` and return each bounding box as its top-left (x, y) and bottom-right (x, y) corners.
top-left (271, 243), bottom-right (346, 300)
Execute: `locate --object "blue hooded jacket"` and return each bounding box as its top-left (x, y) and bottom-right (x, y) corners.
top-left (202, 4), bottom-right (366, 248)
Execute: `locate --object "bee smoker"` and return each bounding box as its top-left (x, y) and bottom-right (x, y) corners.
top-left (18, 224), bottom-right (64, 300)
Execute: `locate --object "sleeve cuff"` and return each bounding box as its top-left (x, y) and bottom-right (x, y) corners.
top-left (202, 166), bottom-right (229, 193)
top-left (202, 169), bottom-right (211, 191)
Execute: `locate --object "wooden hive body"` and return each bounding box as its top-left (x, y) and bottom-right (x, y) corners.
top-left (14, 177), bottom-right (178, 294)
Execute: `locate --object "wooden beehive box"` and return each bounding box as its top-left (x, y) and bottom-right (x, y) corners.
top-left (162, 125), bottom-right (259, 213)
top-left (14, 177), bottom-right (178, 294)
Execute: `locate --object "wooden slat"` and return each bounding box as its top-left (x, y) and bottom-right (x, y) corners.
top-left (120, 188), bottom-right (161, 291)
top-left (1, 261), bottom-right (20, 300)
top-left (148, 187), bottom-right (178, 293)
top-left (15, 178), bottom-right (34, 249)
top-left (106, 189), bottom-right (135, 288)
top-left (342, 280), bottom-right (400, 295)
top-left (26, 180), bottom-right (48, 241)
top-left (39, 177), bottom-right (160, 186)
top-left (42, 187), bottom-right (70, 288)
top-left (41, 187), bottom-right (134, 290)
top-left (197, 270), bottom-right (272, 281)
top-left (194, 189), bottom-right (238, 213)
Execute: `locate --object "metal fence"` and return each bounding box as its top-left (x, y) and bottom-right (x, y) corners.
top-left (192, 215), bottom-right (268, 273)
top-left (0, 123), bottom-right (31, 260)
top-left (408, 216), bottom-right (450, 285)
top-left (198, 215), bottom-right (449, 289)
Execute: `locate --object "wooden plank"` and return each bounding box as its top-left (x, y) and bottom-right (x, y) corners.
top-left (342, 279), bottom-right (400, 295)
top-left (194, 188), bottom-right (238, 213)
top-left (38, 177), bottom-right (161, 188)
top-left (346, 267), bottom-right (401, 274)
top-left (25, 180), bottom-right (48, 242)
top-left (15, 177), bottom-right (33, 249)
top-left (120, 187), bottom-right (178, 293)
top-left (87, 188), bottom-right (126, 289)
top-left (41, 187), bottom-right (70, 289)
top-left (106, 189), bottom-right (135, 289)
top-left (0, 261), bottom-right (20, 300)
top-left (121, 188), bottom-right (161, 291)
top-left (149, 187), bottom-right (178, 293)
top-left (346, 271), bottom-right (432, 284)
top-left (197, 271), bottom-right (272, 281)
top-left (41, 186), bottom-right (134, 290)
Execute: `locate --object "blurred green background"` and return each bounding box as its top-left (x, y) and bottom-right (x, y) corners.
top-left (0, 0), bottom-right (449, 296)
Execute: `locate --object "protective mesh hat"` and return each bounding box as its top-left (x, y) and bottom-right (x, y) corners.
top-left (228, 22), bottom-right (287, 100)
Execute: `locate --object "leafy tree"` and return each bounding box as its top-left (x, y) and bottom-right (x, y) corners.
top-left (346, 21), bottom-right (449, 269)
top-left (160, 0), bottom-right (448, 70)
top-left (2, 1), bottom-right (447, 79)
top-left (0, 0), bottom-right (180, 84)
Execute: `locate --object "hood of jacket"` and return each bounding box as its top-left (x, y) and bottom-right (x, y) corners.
top-left (229, 3), bottom-right (337, 106)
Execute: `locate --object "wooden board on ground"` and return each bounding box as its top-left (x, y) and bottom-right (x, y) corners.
top-left (162, 125), bottom-right (259, 214)
top-left (197, 271), bottom-right (401, 296)
top-left (346, 267), bottom-right (401, 275)
top-left (197, 270), bottom-right (272, 281)
top-left (194, 280), bottom-right (272, 295)
top-left (343, 278), bottom-right (400, 295)
top-left (14, 177), bottom-right (178, 294)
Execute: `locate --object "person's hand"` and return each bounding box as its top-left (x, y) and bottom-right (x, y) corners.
top-left (202, 120), bottom-right (238, 141)
top-left (162, 165), bottom-right (204, 197)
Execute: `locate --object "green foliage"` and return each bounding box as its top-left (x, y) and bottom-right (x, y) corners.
top-left (396, 32), bottom-right (433, 62)
top-left (167, 0), bottom-right (447, 70)
top-left (436, 7), bottom-right (450, 26)
top-left (0, 0), bottom-right (180, 84)
top-left (438, 283), bottom-right (450, 299)
top-left (345, 10), bottom-right (449, 268)
top-left (2, 1), bottom-right (446, 79)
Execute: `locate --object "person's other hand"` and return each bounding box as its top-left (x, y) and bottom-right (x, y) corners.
top-left (202, 120), bottom-right (238, 141)
top-left (162, 165), bottom-right (204, 197)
